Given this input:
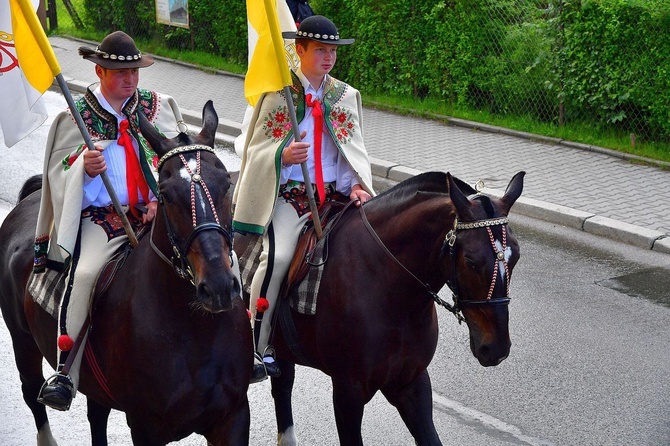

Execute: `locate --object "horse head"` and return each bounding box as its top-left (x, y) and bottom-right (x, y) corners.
top-left (138, 100), bottom-right (239, 313)
top-left (444, 171), bottom-right (525, 366)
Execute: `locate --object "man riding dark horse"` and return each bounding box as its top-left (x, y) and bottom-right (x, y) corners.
top-left (232, 16), bottom-right (375, 382)
top-left (33, 31), bottom-right (183, 410)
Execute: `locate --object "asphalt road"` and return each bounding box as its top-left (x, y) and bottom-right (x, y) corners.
top-left (1, 90), bottom-right (669, 445)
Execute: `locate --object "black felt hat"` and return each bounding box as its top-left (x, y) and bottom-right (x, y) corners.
top-left (282, 15), bottom-right (354, 45)
top-left (78, 31), bottom-right (154, 69)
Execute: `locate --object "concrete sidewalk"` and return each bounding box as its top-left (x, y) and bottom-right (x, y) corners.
top-left (48, 36), bottom-right (670, 253)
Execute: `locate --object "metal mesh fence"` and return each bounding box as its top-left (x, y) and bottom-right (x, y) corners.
top-left (469, 0), bottom-right (670, 143)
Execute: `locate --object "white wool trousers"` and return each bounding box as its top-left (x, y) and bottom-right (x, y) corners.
top-left (249, 198), bottom-right (310, 355)
top-left (57, 214), bottom-right (127, 392)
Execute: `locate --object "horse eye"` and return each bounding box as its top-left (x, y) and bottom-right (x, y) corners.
top-left (464, 258), bottom-right (478, 269)
top-left (160, 190), bottom-right (173, 204)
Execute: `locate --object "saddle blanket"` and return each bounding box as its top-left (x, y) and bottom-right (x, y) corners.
top-left (27, 268), bottom-right (66, 319)
top-left (238, 224), bottom-right (330, 316)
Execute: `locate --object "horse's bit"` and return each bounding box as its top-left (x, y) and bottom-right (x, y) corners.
top-left (151, 145), bottom-right (234, 285)
top-left (358, 204), bottom-right (511, 324)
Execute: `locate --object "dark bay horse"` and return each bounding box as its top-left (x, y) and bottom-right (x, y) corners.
top-left (236, 170), bottom-right (524, 445)
top-left (0, 101), bottom-right (252, 445)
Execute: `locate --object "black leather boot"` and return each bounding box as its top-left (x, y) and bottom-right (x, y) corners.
top-left (38, 374), bottom-right (74, 411)
top-left (250, 353), bottom-right (281, 383)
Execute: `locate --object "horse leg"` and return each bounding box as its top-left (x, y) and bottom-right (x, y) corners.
top-left (9, 329), bottom-right (57, 446)
top-left (87, 397), bottom-right (111, 446)
top-left (381, 370), bottom-right (442, 446)
top-left (331, 380), bottom-right (367, 446)
top-left (271, 359), bottom-right (297, 446)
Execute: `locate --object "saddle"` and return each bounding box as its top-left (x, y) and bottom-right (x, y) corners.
top-left (286, 200), bottom-right (344, 288)
top-left (238, 199), bottom-right (355, 315)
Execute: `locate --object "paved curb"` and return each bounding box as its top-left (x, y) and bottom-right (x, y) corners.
top-left (52, 78), bottom-right (669, 254)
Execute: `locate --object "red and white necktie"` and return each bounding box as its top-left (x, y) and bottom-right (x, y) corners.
top-left (305, 94), bottom-right (325, 206)
top-left (118, 119), bottom-right (149, 217)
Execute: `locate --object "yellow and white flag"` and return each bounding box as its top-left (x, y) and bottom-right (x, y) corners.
top-left (244, 0), bottom-right (298, 107)
top-left (0, 0), bottom-right (61, 147)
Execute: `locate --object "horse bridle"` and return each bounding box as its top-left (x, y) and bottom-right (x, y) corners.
top-left (358, 205), bottom-right (511, 324)
top-left (150, 145), bottom-right (234, 285)
top-left (441, 216), bottom-right (511, 320)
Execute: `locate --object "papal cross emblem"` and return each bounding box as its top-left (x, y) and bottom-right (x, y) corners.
top-left (0, 32), bottom-right (19, 74)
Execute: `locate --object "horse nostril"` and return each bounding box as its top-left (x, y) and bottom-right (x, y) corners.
top-left (476, 344), bottom-right (499, 367)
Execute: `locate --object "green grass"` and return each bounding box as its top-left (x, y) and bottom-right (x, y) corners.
top-left (50, 1), bottom-right (670, 165)
top-left (138, 45), bottom-right (245, 75)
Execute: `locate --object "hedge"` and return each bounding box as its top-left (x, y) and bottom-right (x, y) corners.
top-left (81, 0), bottom-right (670, 141)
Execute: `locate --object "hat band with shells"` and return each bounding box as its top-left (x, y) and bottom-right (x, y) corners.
top-left (94, 46), bottom-right (143, 62)
top-left (295, 30), bottom-right (340, 41)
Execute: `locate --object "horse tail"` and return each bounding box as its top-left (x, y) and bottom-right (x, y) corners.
top-left (17, 174), bottom-right (43, 203)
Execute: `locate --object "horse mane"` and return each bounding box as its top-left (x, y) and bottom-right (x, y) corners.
top-left (17, 174), bottom-right (43, 204)
top-left (371, 171), bottom-right (449, 207)
top-left (370, 171), bottom-right (500, 218)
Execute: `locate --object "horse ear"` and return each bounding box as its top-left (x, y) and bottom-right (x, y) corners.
top-left (451, 175), bottom-right (478, 196)
top-left (447, 172), bottom-right (474, 219)
top-left (196, 100), bottom-right (219, 147)
top-left (138, 110), bottom-right (168, 157)
top-left (500, 171), bottom-right (525, 212)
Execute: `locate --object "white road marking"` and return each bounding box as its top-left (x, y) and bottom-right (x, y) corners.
top-left (432, 393), bottom-right (555, 446)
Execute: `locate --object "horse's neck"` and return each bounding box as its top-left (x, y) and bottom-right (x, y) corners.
top-left (360, 196), bottom-right (452, 288)
top-left (148, 213), bottom-right (175, 261)
top-left (367, 194), bottom-right (451, 247)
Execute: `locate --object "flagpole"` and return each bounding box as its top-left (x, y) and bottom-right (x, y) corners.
top-left (15, 0), bottom-right (138, 247)
top-left (264, 0), bottom-right (323, 238)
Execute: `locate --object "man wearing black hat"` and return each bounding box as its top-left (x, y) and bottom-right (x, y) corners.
top-left (233, 16), bottom-right (375, 382)
top-left (33, 31), bottom-right (183, 410)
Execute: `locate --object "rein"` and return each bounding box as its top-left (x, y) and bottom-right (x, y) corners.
top-left (358, 205), bottom-right (465, 323)
top-left (358, 205), bottom-right (511, 324)
top-left (150, 145), bottom-right (234, 284)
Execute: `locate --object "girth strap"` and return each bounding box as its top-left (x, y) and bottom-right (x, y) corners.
top-left (278, 299), bottom-right (317, 368)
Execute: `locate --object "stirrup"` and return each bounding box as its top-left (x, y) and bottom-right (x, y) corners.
top-left (251, 352), bottom-right (268, 384)
top-left (37, 373), bottom-right (74, 411)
